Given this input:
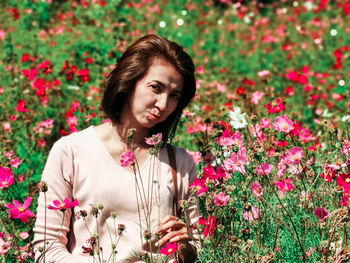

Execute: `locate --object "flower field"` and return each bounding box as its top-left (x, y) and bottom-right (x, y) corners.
top-left (0, 0), bottom-right (349, 262)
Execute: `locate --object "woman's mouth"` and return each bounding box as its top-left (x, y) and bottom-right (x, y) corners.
top-left (148, 113), bottom-right (161, 121)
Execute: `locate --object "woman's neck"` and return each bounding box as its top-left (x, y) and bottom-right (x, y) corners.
top-left (110, 121), bottom-right (150, 150)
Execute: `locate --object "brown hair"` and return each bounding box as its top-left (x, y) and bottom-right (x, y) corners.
top-left (102, 34), bottom-right (196, 142)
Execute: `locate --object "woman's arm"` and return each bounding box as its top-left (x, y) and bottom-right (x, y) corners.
top-left (32, 139), bottom-right (87, 263)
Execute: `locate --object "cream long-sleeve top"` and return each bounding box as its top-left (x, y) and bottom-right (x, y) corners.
top-left (33, 126), bottom-right (199, 263)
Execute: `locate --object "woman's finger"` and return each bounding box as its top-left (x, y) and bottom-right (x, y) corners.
top-left (156, 227), bottom-right (189, 247)
top-left (157, 218), bottom-right (185, 233)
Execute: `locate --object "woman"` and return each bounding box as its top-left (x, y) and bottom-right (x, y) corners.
top-left (33, 34), bottom-right (198, 263)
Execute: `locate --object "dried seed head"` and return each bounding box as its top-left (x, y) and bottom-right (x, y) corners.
top-left (38, 181), bottom-right (48, 192)
top-left (143, 230), bottom-right (151, 240)
top-left (90, 205), bottom-right (99, 217)
top-left (118, 224), bottom-right (126, 235)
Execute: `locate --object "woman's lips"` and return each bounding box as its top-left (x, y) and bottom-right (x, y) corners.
top-left (148, 113), bottom-right (160, 120)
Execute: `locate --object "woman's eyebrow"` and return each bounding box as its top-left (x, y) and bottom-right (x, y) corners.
top-left (153, 80), bottom-right (182, 93)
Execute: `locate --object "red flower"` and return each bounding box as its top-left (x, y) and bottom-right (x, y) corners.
top-left (320, 167), bottom-right (337, 182)
top-left (160, 242), bottom-right (178, 256)
top-left (265, 98), bottom-right (285, 114)
top-left (48, 198), bottom-right (79, 210)
top-left (337, 173), bottom-right (350, 190)
top-left (7, 198), bottom-right (36, 223)
top-left (199, 215), bottom-right (216, 237)
top-left (16, 100), bottom-right (30, 112)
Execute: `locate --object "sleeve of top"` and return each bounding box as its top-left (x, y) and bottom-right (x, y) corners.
top-left (32, 138), bottom-right (88, 263)
top-left (175, 148), bottom-right (201, 245)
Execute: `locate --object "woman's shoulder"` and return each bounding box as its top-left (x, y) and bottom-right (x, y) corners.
top-left (51, 126), bottom-right (96, 151)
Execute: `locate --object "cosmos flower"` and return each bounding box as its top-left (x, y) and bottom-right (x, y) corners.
top-left (228, 107), bottom-right (247, 129)
top-left (256, 163), bottom-right (274, 176)
top-left (223, 147), bottom-right (247, 175)
top-left (250, 182), bottom-right (264, 198)
top-left (285, 147), bottom-right (304, 164)
top-left (273, 115), bottom-right (294, 133)
top-left (314, 207), bottom-right (329, 222)
top-left (120, 151), bottom-right (135, 167)
top-left (160, 242), bottom-right (178, 256)
top-left (199, 215), bottom-right (216, 237)
top-left (213, 192), bottom-right (230, 207)
top-left (7, 197), bottom-right (36, 223)
top-left (0, 166), bottom-right (14, 189)
top-left (145, 133), bottom-right (162, 145)
top-left (243, 205), bottom-right (260, 221)
top-left (48, 197), bottom-right (79, 210)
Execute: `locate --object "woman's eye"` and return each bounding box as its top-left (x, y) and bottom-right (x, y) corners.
top-left (170, 93), bottom-right (180, 100)
top-left (151, 85), bottom-right (161, 92)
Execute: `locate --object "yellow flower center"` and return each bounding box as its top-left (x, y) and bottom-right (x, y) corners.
top-left (345, 178), bottom-right (350, 184)
top-left (168, 248), bottom-right (173, 253)
top-left (18, 207), bottom-right (25, 213)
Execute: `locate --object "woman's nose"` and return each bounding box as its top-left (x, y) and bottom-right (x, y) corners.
top-left (155, 94), bottom-right (168, 111)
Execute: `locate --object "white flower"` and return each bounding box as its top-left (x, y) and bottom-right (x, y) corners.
top-left (229, 107), bottom-right (247, 129)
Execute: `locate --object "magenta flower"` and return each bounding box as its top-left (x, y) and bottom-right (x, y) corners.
top-left (190, 178), bottom-right (209, 196)
top-left (48, 197), bottom-right (79, 210)
top-left (273, 115), bottom-right (294, 133)
top-left (213, 192), bottom-right (230, 207)
top-left (120, 151), bottom-right (135, 167)
top-left (275, 178), bottom-right (294, 193)
top-left (285, 147), bottom-right (304, 164)
top-left (256, 163), bottom-right (274, 175)
top-left (199, 215), bottom-right (216, 237)
top-left (223, 147), bottom-right (247, 175)
top-left (216, 129), bottom-right (243, 147)
top-left (160, 242), bottom-right (179, 256)
top-left (7, 197), bottom-right (36, 223)
top-left (145, 133), bottom-right (162, 145)
top-left (314, 207), bottom-right (329, 222)
top-left (243, 206), bottom-right (260, 221)
top-left (250, 182), bottom-right (264, 198)
top-left (0, 166), bottom-right (15, 189)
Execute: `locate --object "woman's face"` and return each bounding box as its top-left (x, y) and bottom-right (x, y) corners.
top-left (123, 60), bottom-right (184, 130)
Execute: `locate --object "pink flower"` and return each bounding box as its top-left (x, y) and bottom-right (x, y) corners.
top-left (0, 30), bottom-right (6, 40)
top-left (273, 115), bottom-right (294, 133)
top-left (7, 197), bottom-right (36, 223)
top-left (223, 147), bottom-right (247, 175)
top-left (0, 166), bottom-right (14, 189)
top-left (2, 122), bottom-right (12, 132)
top-left (11, 157), bottom-right (22, 168)
top-left (19, 232), bottom-right (29, 240)
top-left (260, 118), bottom-right (271, 129)
top-left (216, 129), bottom-right (243, 147)
top-left (187, 150), bottom-right (202, 164)
top-left (120, 151), bottom-right (135, 167)
top-left (160, 242), bottom-right (178, 256)
top-left (320, 166), bottom-right (337, 182)
top-left (0, 237), bottom-right (12, 255)
top-left (285, 147), bottom-right (304, 164)
top-left (256, 163), bottom-right (274, 175)
top-left (275, 178), bottom-right (294, 193)
top-left (199, 215), bottom-right (216, 237)
top-left (250, 182), bottom-right (264, 198)
top-left (213, 192), bottom-right (230, 207)
top-left (145, 133), bottom-right (162, 145)
top-left (314, 207), bottom-right (329, 222)
top-left (342, 139), bottom-right (350, 155)
top-left (48, 197), bottom-right (79, 210)
top-left (4, 150), bottom-right (14, 159)
top-left (243, 205), bottom-right (260, 221)
top-left (251, 91), bottom-right (264, 104)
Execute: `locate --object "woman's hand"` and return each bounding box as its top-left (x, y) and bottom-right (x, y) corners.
top-left (155, 215), bottom-right (189, 247)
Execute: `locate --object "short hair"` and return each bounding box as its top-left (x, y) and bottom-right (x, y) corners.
top-left (102, 34), bottom-right (196, 142)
